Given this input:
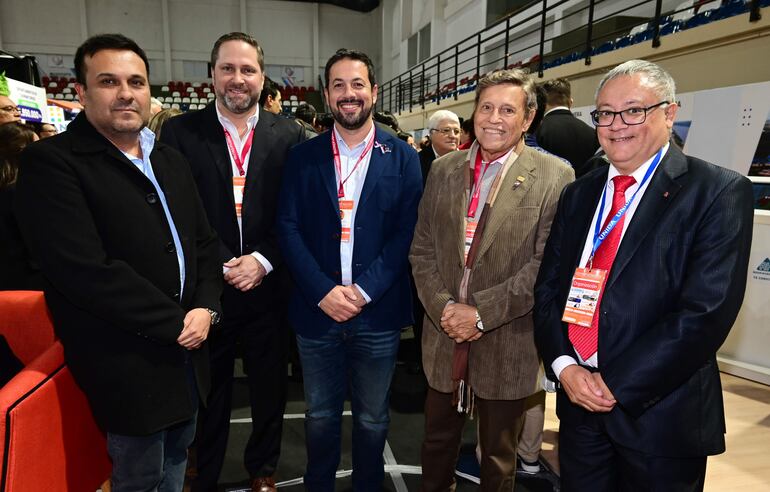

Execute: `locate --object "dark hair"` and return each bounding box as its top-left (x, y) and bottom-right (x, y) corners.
top-left (74, 34), bottom-right (150, 86)
top-left (528, 84), bottom-right (548, 135)
top-left (461, 117), bottom-right (475, 140)
top-left (374, 111), bottom-right (399, 132)
top-left (541, 78), bottom-right (571, 107)
top-left (396, 131), bottom-right (412, 143)
top-left (0, 123), bottom-right (37, 189)
top-left (259, 77), bottom-right (279, 107)
top-left (211, 32), bottom-right (264, 71)
top-left (316, 112), bottom-right (334, 130)
top-left (295, 103), bottom-right (317, 125)
top-left (324, 49), bottom-right (376, 88)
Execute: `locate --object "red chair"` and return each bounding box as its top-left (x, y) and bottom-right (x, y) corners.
top-left (0, 291), bottom-right (111, 492)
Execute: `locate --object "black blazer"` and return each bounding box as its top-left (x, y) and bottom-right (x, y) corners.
top-left (161, 104), bottom-right (304, 313)
top-left (535, 109), bottom-right (600, 177)
top-left (418, 146), bottom-right (436, 186)
top-left (14, 113), bottom-right (222, 435)
top-left (534, 145), bottom-right (754, 457)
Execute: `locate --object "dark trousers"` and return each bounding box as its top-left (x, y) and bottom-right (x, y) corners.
top-left (191, 308), bottom-right (288, 491)
top-left (296, 321), bottom-right (400, 492)
top-left (559, 415), bottom-right (707, 492)
top-left (421, 387), bottom-right (526, 492)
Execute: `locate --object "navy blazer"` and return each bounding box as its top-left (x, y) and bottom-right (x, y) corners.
top-left (276, 125), bottom-right (423, 337)
top-left (534, 145), bottom-right (753, 457)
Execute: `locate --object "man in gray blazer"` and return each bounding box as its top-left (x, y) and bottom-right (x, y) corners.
top-left (410, 69), bottom-right (573, 490)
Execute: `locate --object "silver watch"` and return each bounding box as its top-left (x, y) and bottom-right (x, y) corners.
top-left (204, 308), bottom-right (220, 325)
top-left (474, 309), bottom-right (484, 332)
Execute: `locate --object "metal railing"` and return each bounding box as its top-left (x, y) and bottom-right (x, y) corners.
top-left (377, 0), bottom-right (763, 115)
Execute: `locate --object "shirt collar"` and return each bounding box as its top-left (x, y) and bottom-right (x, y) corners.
top-left (215, 102), bottom-right (259, 135)
top-left (607, 142), bottom-right (670, 184)
top-left (544, 106), bottom-right (570, 116)
top-left (120, 127), bottom-right (156, 162)
top-left (333, 121), bottom-right (376, 153)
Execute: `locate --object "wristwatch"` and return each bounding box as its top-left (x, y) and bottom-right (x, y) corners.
top-left (204, 308), bottom-right (221, 326)
top-left (474, 309), bottom-right (484, 332)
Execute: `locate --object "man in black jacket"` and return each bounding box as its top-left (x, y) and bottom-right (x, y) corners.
top-left (14, 34), bottom-right (221, 492)
top-left (161, 32), bottom-right (305, 492)
top-left (535, 78), bottom-right (600, 177)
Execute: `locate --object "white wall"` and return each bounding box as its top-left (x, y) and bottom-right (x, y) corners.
top-left (0, 0), bottom-right (380, 87)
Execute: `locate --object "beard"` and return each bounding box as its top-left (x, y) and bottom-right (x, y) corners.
top-left (331, 97), bottom-right (373, 131)
top-left (218, 84), bottom-right (259, 114)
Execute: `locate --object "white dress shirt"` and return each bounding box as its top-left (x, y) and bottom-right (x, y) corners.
top-left (333, 122), bottom-right (376, 303)
top-left (215, 103), bottom-right (273, 274)
top-left (553, 143), bottom-right (669, 380)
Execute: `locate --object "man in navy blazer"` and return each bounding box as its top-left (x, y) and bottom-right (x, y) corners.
top-left (534, 60), bottom-right (753, 491)
top-left (276, 49), bottom-right (422, 491)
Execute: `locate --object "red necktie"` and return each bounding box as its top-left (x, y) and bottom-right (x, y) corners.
top-left (568, 175), bottom-right (637, 360)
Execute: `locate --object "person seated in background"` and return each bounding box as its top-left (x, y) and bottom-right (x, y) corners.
top-left (36, 122), bottom-right (58, 139)
top-left (148, 107), bottom-right (182, 140)
top-left (374, 110), bottom-right (400, 135)
top-left (259, 77), bottom-right (282, 115)
top-left (295, 102), bottom-right (319, 139)
top-left (398, 131), bottom-right (419, 151)
top-left (458, 117), bottom-right (475, 150)
top-left (151, 97), bottom-right (164, 115)
top-left (0, 123), bottom-right (41, 290)
top-left (419, 109), bottom-right (460, 184)
top-left (315, 112), bottom-right (334, 133)
top-left (0, 94), bottom-right (21, 126)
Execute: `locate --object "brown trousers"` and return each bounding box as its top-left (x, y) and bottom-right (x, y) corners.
top-left (421, 387), bottom-right (526, 491)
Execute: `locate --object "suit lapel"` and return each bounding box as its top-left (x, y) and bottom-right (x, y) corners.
top-left (317, 132), bottom-right (340, 214)
top-left (202, 106), bottom-right (236, 204)
top-left (358, 128), bottom-right (388, 209)
top-left (607, 148), bottom-right (686, 288)
top-left (569, 171), bottom-right (607, 270)
top-left (448, 156), bottom-right (470, 265)
top-left (244, 108), bottom-right (273, 191)
top-left (475, 148), bottom-right (536, 261)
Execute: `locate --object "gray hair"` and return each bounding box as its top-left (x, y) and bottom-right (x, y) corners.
top-left (474, 69), bottom-right (538, 115)
top-left (428, 109), bottom-right (460, 130)
top-left (596, 59), bottom-right (676, 103)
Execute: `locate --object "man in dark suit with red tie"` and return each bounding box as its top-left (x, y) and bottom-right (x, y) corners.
top-left (161, 32), bottom-right (304, 492)
top-left (534, 60), bottom-right (754, 491)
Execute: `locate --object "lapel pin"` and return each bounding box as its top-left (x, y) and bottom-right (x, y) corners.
top-left (513, 176), bottom-right (526, 188)
top-left (374, 141), bottom-right (391, 154)
top-left (663, 191), bottom-right (669, 198)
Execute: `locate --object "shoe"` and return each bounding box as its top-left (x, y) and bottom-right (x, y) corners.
top-left (250, 476), bottom-right (277, 492)
top-left (517, 455), bottom-right (541, 475)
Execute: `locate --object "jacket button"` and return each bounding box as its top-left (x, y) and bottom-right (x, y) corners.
top-left (146, 193), bottom-right (158, 204)
top-left (172, 292), bottom-right (180, 300)
top-left (166, 242), bottom-right (176, 253)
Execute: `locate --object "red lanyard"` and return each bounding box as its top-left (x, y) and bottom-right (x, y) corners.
top-left (331, 129), bottom-right (375, 198)
top-left (467, 151), bottom-right (491, 218)
top-left (223, 127), bottom-right (255, 177)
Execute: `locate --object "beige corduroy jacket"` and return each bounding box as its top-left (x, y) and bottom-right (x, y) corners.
top-left (409, 144), bottom-right (574, 400)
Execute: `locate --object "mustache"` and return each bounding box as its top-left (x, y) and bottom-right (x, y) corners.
top-left (111, 104), bottom-right (139, 111)
top-left (337, 98), bottom-right (363, 106)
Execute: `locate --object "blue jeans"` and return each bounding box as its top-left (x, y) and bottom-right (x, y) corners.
top-left (296, 321), bottom-right (400, 492)
top-left (107, 363), bottom-right (198, 492)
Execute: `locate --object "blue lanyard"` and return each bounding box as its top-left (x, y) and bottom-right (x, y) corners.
top-left (589, 147), bottom-right (665, 264)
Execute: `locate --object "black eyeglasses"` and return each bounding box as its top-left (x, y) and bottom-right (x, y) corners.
top-left (0, 105), bottom-right (20, 113)
top-left (590, 101), bottom-right (669, 127)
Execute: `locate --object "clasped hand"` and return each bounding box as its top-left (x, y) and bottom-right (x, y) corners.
top-left (319, 284), bottom-right (366, 322)
top-left (440, 302), bottom-right (483, 343)
top-left (223, 255), bottom-right (266, 292)
top-left (559, 365), bottom-right (616, 412)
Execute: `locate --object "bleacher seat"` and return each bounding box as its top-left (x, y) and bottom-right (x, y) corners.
top-left (202, 87), bottom-right (211, 93)
top-left (172, 91), bottom-right (181, 97)
top-left (54, 94), bottom-right (64, 99)
top-left (64, 94), bottom-right (74, 100)
top-left (672, 1), bottom-right (695, 22)
top-left (191, 97), bottom-right (200, 104)
top-left (173, 96), bottom-right (182, 103)
top-left (171, 103), bottom-right (180, 109)
top-left (207, 93), bottom-right (216, 99)
top-left (182, 97), bottom-right (191, 103)
top-left (162, 103), bottom-right (171, 109)
top-left (161, 86), bottom-right (170, 93)
top-left (46, 93), bottom-right (54, 99)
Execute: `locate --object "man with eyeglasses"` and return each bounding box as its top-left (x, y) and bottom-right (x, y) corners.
top-left (419, 109), bottom-right (461, 184)
top-left (534, 59), bottom-right (753, 491)
top-left (411, 69), bottom-right (573, 490)
top-left (0, 95), bottom-right (22, 125)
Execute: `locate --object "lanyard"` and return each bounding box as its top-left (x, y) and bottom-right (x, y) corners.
top-left (589, 147), bottom-right (665, 264)
top-left (467, 151), bottom-right (492, 218)
top-left (331, 128), bottom-right (375, 198)
top-left (223, 127), bottom-right (255, 177)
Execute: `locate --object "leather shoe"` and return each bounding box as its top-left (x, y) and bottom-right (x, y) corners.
top-left (250, 476), bottom-right (276, 492)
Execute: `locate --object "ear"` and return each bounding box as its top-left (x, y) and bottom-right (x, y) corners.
top-left (74, 83), bottom-right (86, 105)
top-left (664, 102), bottom-right (679, 129)
top-left (372, 84), bottom-right (378, 105)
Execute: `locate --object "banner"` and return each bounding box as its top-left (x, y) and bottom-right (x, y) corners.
top-left (5, 75), bottom-right (48, 123)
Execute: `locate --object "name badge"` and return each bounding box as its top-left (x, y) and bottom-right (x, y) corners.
top-left (233, 176), bottom-right (245, 217)
top-left (464, 221), bottom-right (477, 263)
top-left (339, 199), bottom-right (354, 243)
top-left (562, 267), bottom-right (607, 327)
